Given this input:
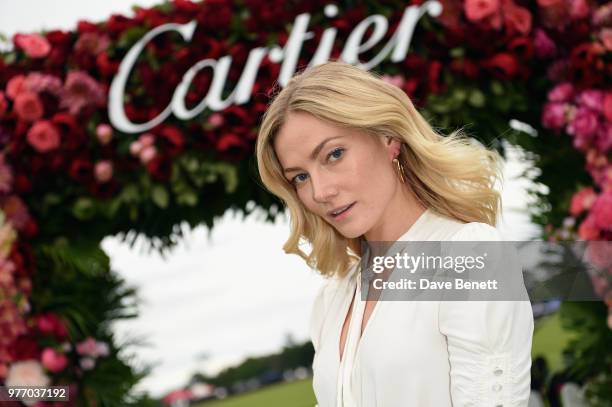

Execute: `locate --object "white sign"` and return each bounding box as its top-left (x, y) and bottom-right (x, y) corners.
top-left (108, 1), bottom-right (442, 133)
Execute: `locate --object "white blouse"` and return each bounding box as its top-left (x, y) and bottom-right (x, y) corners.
top-left (309, 208), bottom-right (534, 407)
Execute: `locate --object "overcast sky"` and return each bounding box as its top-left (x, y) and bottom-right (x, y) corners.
top-left (0, 0), bottom-right (541, 398)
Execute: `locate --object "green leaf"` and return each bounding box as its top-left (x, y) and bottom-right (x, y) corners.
top-left (468, 89), bottom-right (486, 107)
top-left (178, 190), bottom-right (198, 207)
top-left (151, 185), bottom-right (169, 209)
top-left (490, 81), bottom-right (504, 96)
top-left (450, 48), bottom-right (464, 58)
top-left (121, 184), bottom-right (140, 203)
top-left (73, 198), bottom-right (96, 220)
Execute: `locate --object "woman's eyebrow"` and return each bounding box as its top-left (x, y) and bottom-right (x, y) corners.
top-left (283, 135), bottom-right (345, 173)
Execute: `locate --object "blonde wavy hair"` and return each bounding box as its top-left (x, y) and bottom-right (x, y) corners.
top-left (256, 61), bottom-right (503, 278)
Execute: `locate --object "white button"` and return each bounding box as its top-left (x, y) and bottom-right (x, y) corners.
top-left (494, 368), bottom-right (503, 376)
top-left (492, 383), bottom-right (502, 392)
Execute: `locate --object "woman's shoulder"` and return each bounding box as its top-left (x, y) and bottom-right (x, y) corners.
top-left (418, 208), bottom-right (502, 242)
top-left (450, 221), bottom-right (503, 242)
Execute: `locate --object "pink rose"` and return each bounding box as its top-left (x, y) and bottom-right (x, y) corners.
top-left (590, 191), bottom-right (612, 231)
top-left (542, 102), bottom-right (567, 129)
top-left (26, 120), bottom-right (61, 153)
top-left (14, 91), bottom-right (44, 122)
top-left (578, 216), bottom-right (600, 240)
top-left (548, 82), bottom-right (574, 102)
top-left (596, 123), bottom-right (612, 152)
top-left (76, 337), bottom-right (108, 358)
top-left (36, 313), bottom-right (64, 336)
top-left (60, 71), bottom-right (106, 116)
top-left (603, 92), bottom-right (612, 122)
top-left (570, 187), bottom-right (597, 216)
top-left (576, 90), bottom-right (604, 112)
top-left (208, 113), bottom-right (224, 128)
top-left (140, 146), bottom-right (157, 164)
top-left (96, 124), bottom-right (113, 145)
top-left (6, 75), bottom-right (26, 99)
top-left (94, 160), bottom-right (113, 183)
top-left (567, 107), bottom-right (599, 139)
top-left (534, 29), bottom-right (557, 59)
top-left (129, 140), bottom-right (143, 156)
top-left (139, 133), bottom-right (155, 147)
top-left (0, 92), bottom-right (7, 117)
top-left (502, 0), bottom-right (532, 34)
top-left (76, 337), bottom-right (98, 356)
top-left (465, 0), bottom-right (500, 21)
top-left (41, 348), bottom-right (68, 373)
top-left (569, 0), bottom-right (590, 20)
top-left (14, 33), bottom-right (51, 58)
top-left (601, 28), bottom-right (612, 51)
top-left (96, 342), bottom-right (109, 357)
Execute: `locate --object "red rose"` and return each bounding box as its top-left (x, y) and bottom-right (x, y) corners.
top-left (437, 0), bottom-right (463, 30)
top-left (217, 133), bottom-right (248, 160)
top-left (508, 37), bottom-right (534, 61)
top-left (69, 158), bottom-right (93, 183)
top-left (52, 112), bottom-right (85, 151)
top-left (484, 53), bottom-right (518, 79)
top-left (0, 92), bottom-right (7, 118)
top-left (96, 52), bottom-right (119, 77)
top-left (41, 348), bottom-right (68, 373)
top-left (6, 75), bottom-right (26, 100)
top-left (13, 174), bottom-right (32, 194)
top-left (26, 121), bottom-right (61, 153)
top-left (14, 92), bottom-right (44, 122)
top-left (9, 335), bottom-right (40, 360)
top-left (22, 218), bottom-right (39, 239)
top-left (146, 155), bottom-right (172, 182)
top-left (77, 20), bottom-right (99, 33)
top-left (36, 313), bottom-right (68, 339)
top-left (158, 125), bottom-right (185, 157)
top-left (45, 30), bottom-right (72, 47)
top-left (465, 0), bottom-right (500, 21)
top-left (106, 14), bottom-right (135, 35)
top-left (502, 0), bottom-right (532, 35)
top-left (13, 33), bottom-right (51, 58)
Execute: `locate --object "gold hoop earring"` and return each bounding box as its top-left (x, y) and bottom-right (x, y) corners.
top-left (393, 158), bottom-right (406, 184)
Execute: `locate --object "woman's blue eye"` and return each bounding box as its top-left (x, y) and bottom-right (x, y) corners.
top-left (292, 173), bottom-right (308, 185)
top-left (327, 147), bottom-right (344, 162)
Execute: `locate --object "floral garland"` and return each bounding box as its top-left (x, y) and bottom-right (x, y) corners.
top-left (0, 0), bottom-right (610, 404)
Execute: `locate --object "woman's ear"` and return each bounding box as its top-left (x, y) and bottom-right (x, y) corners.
top-left (385, 135), bottom-right (402, 160)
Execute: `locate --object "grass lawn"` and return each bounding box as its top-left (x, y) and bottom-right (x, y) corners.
top-left (531, 311), bottom-right (577, 372)
top-left (193, 379), bottom-right (316, 407)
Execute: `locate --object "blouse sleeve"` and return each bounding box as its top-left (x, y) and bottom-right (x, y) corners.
top-left (438, 222), bottom-right (534, 407)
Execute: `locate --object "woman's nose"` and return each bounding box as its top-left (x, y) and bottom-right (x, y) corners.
top-left (311, 173), bottom-right (338, 203)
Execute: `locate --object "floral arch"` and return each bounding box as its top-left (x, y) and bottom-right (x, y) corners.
top-left (0, 0), bottom-right (610, 404)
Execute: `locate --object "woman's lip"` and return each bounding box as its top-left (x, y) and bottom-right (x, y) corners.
top-left (330, 202), bottom-right (355, 220)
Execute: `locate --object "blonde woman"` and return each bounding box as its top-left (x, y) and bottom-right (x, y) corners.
top-left (256, 61), bottom-right (533, 407)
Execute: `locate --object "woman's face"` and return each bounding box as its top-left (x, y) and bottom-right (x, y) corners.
top-left (274, 111), bottom-right (403, 240)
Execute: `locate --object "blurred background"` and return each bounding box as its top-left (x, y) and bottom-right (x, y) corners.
top-left (0, 1), bottom-right (610, 406)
